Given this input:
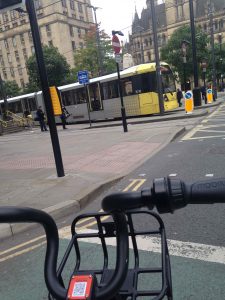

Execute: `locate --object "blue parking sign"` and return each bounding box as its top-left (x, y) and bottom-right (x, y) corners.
top-left (78, 70), bottom-right (89, 84)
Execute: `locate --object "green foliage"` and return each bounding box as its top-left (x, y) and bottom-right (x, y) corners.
top-left (160, 25), bottom-right (209, 84)
top-left (26, 46), bottom-right (71, 90)
top-left (72, 28), bottom-right (116, 81)
top-left (0, 80), bottom-right (21, 98)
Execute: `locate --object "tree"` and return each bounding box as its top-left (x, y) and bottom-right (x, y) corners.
top-left (0, 80), bottom-right (21, 98)
top-left (72, 26), bottom-right (116, 80)
top-left (26, 45), bottom-right (71, 90)
top-left (160, 25), bottom-right (209, 85)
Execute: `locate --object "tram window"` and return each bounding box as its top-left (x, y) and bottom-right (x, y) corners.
top-left (161, 66), bottom-right (176, 93)
top-left (29, 97), bottom-right (37, 111)
top-left (121, 78), bottom-right (133, 96)
top-left (102, 81), bottom-right (119, 100)
top-left (8, 101), bottom-right (22, 113)
top-left (132, 73), bottom-right (157, 93)
top-left (89, 83), bottom-right (102, 111)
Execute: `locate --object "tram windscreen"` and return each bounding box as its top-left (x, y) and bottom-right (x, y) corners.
top-left (161, 65), bottom-right (176, 94)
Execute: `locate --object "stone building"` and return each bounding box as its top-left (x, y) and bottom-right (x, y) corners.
top-left (129, 0), bottom-right (225, 65)
top-left (0, 0), bottom-right (94, 88)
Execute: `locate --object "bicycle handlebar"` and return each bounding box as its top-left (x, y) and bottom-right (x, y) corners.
top-left (0, 207), bottom-right (129, 300)
top-left (102, 177), bottom-right (225, 213)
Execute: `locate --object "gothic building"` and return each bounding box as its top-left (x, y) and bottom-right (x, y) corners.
top-left (129, 0), bottom-right (225, 65)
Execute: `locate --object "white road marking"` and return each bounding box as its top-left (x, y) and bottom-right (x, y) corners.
top-left (169, 174), bottom-right (177, 177)
top-left (59, 228), bottom-right (225, 265)
top-left (205, 174), bottom-right (214, 177)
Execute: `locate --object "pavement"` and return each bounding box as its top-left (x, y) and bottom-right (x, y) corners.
top-left (0, 96), bottom-right (224, 239)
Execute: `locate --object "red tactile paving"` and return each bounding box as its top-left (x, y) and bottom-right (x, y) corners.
top-left (0, 142), bottom-right (160, 174)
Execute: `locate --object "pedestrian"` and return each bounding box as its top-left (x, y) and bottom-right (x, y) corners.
top-left (176, 88), bottom-right (183, 107)
top-left (60, 106), bottom-right (70, 130)
top-left (36, 106), bottom-right (48, 132)
top-left (201, 86), bottom-right (206, 104)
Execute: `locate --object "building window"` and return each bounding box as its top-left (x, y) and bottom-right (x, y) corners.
top-left (20, 79), bottom-right (25, 87)
top-left (61, 0), bottom-right (67, 8)
top-left (79, 16), bottom-right (84, 21)
top-left (77, 27), bottom-right (81, 38)
top-left (175, 0), bottom-right (184, 20)
top-left (204, 23), bottom-right (207, 31)
top-left (147, 52), bottom-right (151, 62)
top-left (3, 69), bottom-right (7, 79)
top-left (18, 65), bottom-right (23, 76)
top-left (0, 56), bottom-right (4, 66)
top-left (10, 10), bottom-right (17, 20)
top-left (72, 41), bottom-right (76, 50)
top-left (31, 46), bottom-right (35, 53)
top-left (46, 24), bottom-right (51, 36)
top-left (15, 51), bottom-right (20, 62)
top-left (70, 0), bottom-right (75, 10)
top-left (48, 40), bottom-right (53, 46)
top-left (69, 25), bottom-right (74, 36)
top-left (5, 25), bottom-right (10, 30)
top-left (23, 48), bottom-right (28, 60)
top-left (34, 0), bottom-right (42, 9)
top-left (20, 34), bottom-right (25, 45)
top-left (78, 3), bottom-right (83, 13)
top-left (21, 19), bottom-right (26, 25)
top-left (12, 36), bottom-right (17, 47)
top-left (4, 39), bottom-right (9, 49)
top-left (12, 22), bottom-right (18, 27)
top-left (28, 31), bottom-right (33, 41)
top-left (2, 12), bottom-right (9, 22)
top-left (72, 13), bottom-right (76, 19)
top-left (10, 68), bottom-right (15, 77)
top-left (79, 42), bottom-right (84, 49)
top-left (7, 53), bottom-right (12, 63)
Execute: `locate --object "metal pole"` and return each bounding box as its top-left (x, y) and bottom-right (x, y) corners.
top-left (183, 61), bottom-right (187, 92)
top-left (85, 84), bottom-right (92, 127)
top-left (189, 0), bottom-right (202, 106)
top-left (26, 0), bottom-right (64, 177)
top-left (208, 0), bottom-right (217, 100)
top-left (116, 62), bottom-right (128, 132)
top-left (0, 74), bottom-right (8, 118)
top-left (93, 7), bottom-right (103, 76)
top-left (149, 0), bottom-right (164, 115)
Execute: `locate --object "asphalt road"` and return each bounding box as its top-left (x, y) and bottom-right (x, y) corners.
top-left (1, 106), bottom-right (225, 299)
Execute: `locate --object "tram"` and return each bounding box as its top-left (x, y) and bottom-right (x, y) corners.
top-left (0, 63), bottom-right (178, 123)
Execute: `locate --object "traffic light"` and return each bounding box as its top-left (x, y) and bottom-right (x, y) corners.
top-left (0, 0), bottom-right (25, 11)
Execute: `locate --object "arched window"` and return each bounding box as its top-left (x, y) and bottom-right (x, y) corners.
top-left (144, 39), bottom-right (148, 47)
top-left (147, 51), bottom-right (151, 62)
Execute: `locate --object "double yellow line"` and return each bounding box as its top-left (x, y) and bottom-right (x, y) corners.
top-left (0, 179), bottom-right (146, 262)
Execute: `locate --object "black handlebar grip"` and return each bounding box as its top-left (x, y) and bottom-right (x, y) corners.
top-left (187, 178), bottom-right (225, 204)
top-left (102, 188), bottom-right (152, 212)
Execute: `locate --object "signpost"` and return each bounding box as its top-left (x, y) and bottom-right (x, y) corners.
top-left (184, 91), bottom-right (194, 114)
top-left (0, 0), bottom-right (65, 177)
top-left (78, 71), bottom-right (91, 127)
top-left (112, 31), bottom-right (128, 133)
top-left (207, 88), bottom-right (213, 104)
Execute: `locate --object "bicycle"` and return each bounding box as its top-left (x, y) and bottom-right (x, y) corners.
top-left (0, 176), bottom-right (224, 300)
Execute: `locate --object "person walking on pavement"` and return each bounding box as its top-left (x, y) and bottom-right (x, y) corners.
top-left (176, 88), bottom-right (183, 107)
top-left (36, 106), bottom-right (48, 132)
top-left (60, 106), bottom-right (70, 130)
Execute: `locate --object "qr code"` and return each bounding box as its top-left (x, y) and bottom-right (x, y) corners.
top-left (72, 281), bottom-right (87, 297)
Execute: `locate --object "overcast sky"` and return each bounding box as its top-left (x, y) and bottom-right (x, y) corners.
top-left (91, 0), bottom-right (147, 41)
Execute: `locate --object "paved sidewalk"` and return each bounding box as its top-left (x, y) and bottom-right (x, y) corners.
top-left (0, 98), bottom-right (224, 238)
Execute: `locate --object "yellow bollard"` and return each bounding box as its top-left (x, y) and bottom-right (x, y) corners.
top-left (207, 88), bottom-right (213, 104)
top-left (184, 91), bottom-right (194, 114)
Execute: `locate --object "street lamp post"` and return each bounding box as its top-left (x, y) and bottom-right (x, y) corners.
top-left (181, 40), bottom-right (190, 92)
top-left (208, 0), bottom-right (217, 100)
top-left (112, 30), bottom-right (128, 133)
top-left (86, 5), bottom-right (103, 76)
top-left (218, 33), bottom-right (223, 90)
top-left (200, 60), bottom-right (207, 104)
top-left (149, 0), bottom-right (164, 115)
top-left (189, 0), bottom-right (202, 106)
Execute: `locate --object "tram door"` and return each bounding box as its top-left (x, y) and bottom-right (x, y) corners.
top-left (88, 83), bottom-right (103, 112)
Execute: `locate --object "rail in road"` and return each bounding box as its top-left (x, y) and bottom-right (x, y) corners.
top-left (0, 178), bottom-right (225, 299)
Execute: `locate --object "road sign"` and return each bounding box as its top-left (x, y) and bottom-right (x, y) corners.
top-left (207, 88), bottom-right (213, 104)
top-left (0, 0), bottom-right (25, 12)
top-left (184, 90), bottom-right (194, 114)
top-left (115, 53), bottom-right (121, 63)
top-left (112, 35), bottom-right (121, 54)
top-left (78, 70), bottom-right (89, 85)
